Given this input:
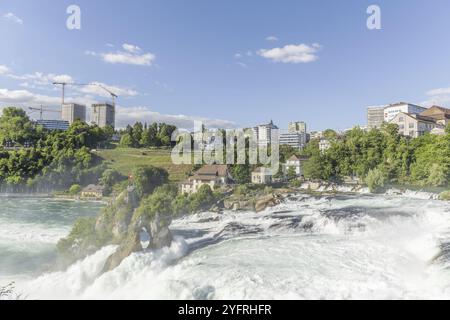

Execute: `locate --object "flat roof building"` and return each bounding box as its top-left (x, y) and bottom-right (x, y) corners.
top-left (62, 103), bottom-right (86, 124)
top-left (36, 119), bottom-right (70, 131)
top-left (367, 106), bottom-right (385, 129)
top-left (279, 132), bottom-right (307, 149)
top-left (384, 102), bottom-right (427, 123)
top-left (91, 103), bottom-right (115, 129)
top-left (252, 120), bottom-right (279, 147)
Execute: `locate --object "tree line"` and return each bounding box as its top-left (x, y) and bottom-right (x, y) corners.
top-left (302, 124), bottom-right (450, 192)
top-left (118, 122), bottom-right (177, 148)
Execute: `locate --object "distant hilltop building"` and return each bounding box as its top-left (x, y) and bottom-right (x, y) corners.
top-left (252, 120), bottom-right (279, 147)
top-left (62, 103), bottom-right (86, 124)
top-left (367, 106), bottom-right (385, 129)
top-left (384, 102), bottom-right (427, 122)
top-left (367, 102), bottom-right (428, 129)
top-left (279, 132), bottom-right (307, 149)
top-left (91, 103), bottom-right (115, 129)
top-left (288, 121), bottom-right (307, 134)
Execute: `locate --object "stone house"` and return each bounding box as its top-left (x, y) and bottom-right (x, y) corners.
top-left (181, 165), bottom-right (232, 195)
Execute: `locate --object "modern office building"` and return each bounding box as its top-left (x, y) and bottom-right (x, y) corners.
top-left (279, 132), bottom-right (307, 149)
top-left (288, 121), bottom-right (307, 134)
top-left (367, 106), bottom-right (385, 129)
top-left (91, 103), bottom-right (115, 129)
top-left (36, 120), bottom-right (70, 131)
top-left (252, 120), bottom-right (279, 147)
top-left (61, 103), bottom-right (86, 124)
top-left (384, 102), bottom-right (427, 123)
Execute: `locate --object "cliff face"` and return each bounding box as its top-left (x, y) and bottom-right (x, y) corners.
top-left (58, 185), bottom-right (173, 272)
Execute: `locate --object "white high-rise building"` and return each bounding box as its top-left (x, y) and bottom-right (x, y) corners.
top-left (253, 120), bottom-right (279, 147)
top-left (91, 103), bottom-right (115, 129)
top-left (61, 103), bottom-right (86, 124)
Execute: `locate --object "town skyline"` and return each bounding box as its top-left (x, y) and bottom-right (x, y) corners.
top-left (1, 1), bottom-right (450, 131)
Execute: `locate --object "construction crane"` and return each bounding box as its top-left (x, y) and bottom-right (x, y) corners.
top-left (52, 82), bottom-right (118, 109)
top-left (29, 106), bottom-right (61, 120)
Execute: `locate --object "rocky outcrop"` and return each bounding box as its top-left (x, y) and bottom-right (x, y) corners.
top-left (255, 194), bottom-right (283, 212)
top-left (59, 184), bottom-right (175, 273)
top-left (102, 202), bottom-right (173, 273)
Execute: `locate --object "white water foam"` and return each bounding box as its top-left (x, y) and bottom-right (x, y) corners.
top-left (12, 194), bottom-right (450, 300)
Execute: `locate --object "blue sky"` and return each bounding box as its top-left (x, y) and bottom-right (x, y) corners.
top-left (1, 0), bottom-right (450, 131)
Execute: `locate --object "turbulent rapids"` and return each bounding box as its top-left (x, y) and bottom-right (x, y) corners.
top-left (2, 193), bottom-right (450, 300)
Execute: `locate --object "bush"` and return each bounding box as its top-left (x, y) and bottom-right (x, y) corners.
top-left (69, 184), bottom-right (81, 195)
top-left (365, 167), bottom-right (385, 193)
top-left (290, 179), bottom-right (302, 188)
top-left (234, 185), bottom-right (250, 197)
top-left (56, 217), bottom-right (97, 254)
top-left (189, 185), bottom-right (217, 213)
top-left (439, 190), bottom-right (450, 201)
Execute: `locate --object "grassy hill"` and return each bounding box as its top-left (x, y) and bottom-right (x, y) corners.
top-left (95, 148), bottom-right (193, 182)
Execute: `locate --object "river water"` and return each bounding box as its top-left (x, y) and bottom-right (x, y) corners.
top-left (2, 193), bottom-right (450, 300)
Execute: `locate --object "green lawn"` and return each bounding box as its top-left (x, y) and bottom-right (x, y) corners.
top-left (96, 148), bottom-right (193, 182)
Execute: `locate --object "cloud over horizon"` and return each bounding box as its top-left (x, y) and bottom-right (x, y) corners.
top-left (258, 43), bottom-right (321, 64)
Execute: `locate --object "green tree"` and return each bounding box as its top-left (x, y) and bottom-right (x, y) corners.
top-left (119, 133), bottom-right (134, 148)
top-left (131, 166), bottom-right (169, 198)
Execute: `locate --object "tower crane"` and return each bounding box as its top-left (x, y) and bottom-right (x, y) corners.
top-left (28, 106), bottom-right (61, 120)
top-left (52, 82), bottom-right (118, 109)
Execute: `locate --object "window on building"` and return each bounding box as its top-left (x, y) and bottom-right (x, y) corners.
top-left (399, 125), bottom-right (404, 130)
top-left (409, 123), bottom-right (414, 129)
top-left (399, 117), bottom-right (404, 122)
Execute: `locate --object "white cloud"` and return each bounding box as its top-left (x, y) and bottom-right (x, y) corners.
top-left (6, 71), bottom-right (74, 85)
top-left (258, 43), bottom-right (321, 64)
top-left (423, 87), bottom-right (450, 107)
top-left (0, 88), bottom-right (61, 106)
top-left (122, 43), bottom-right (141, 54)
top-left (115, 106), bottom-right (237, 130)
top-left (236, 62), bottom-right (248, 68)
top-left (266, 36), bottom-right (278, 42)
top-left (0, 65), bottom-right (9, 75)
top-left (87, 44), bottom-right (156, 66)
top-left (234, 53), bottom-right (242, 59)
top-left (3, 12), bottom-right (23, 24)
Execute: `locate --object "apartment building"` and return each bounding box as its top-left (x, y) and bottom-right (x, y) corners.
top-left (279, 132), bottom-right (307, 149)
top-left (61, 103), bottom-right (86, 124)
top-left (252, 120), bottom-right (279, 147)
top-left (91, 103), bottom-right (115, 129)
top-left (367, 106), bottom-right (385, 129)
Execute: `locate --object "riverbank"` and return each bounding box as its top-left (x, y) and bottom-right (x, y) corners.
top-left (220, 181), bottom-right (449, 214)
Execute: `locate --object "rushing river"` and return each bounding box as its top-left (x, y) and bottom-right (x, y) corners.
top-left (2, 193), bottom-right (450, 299)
